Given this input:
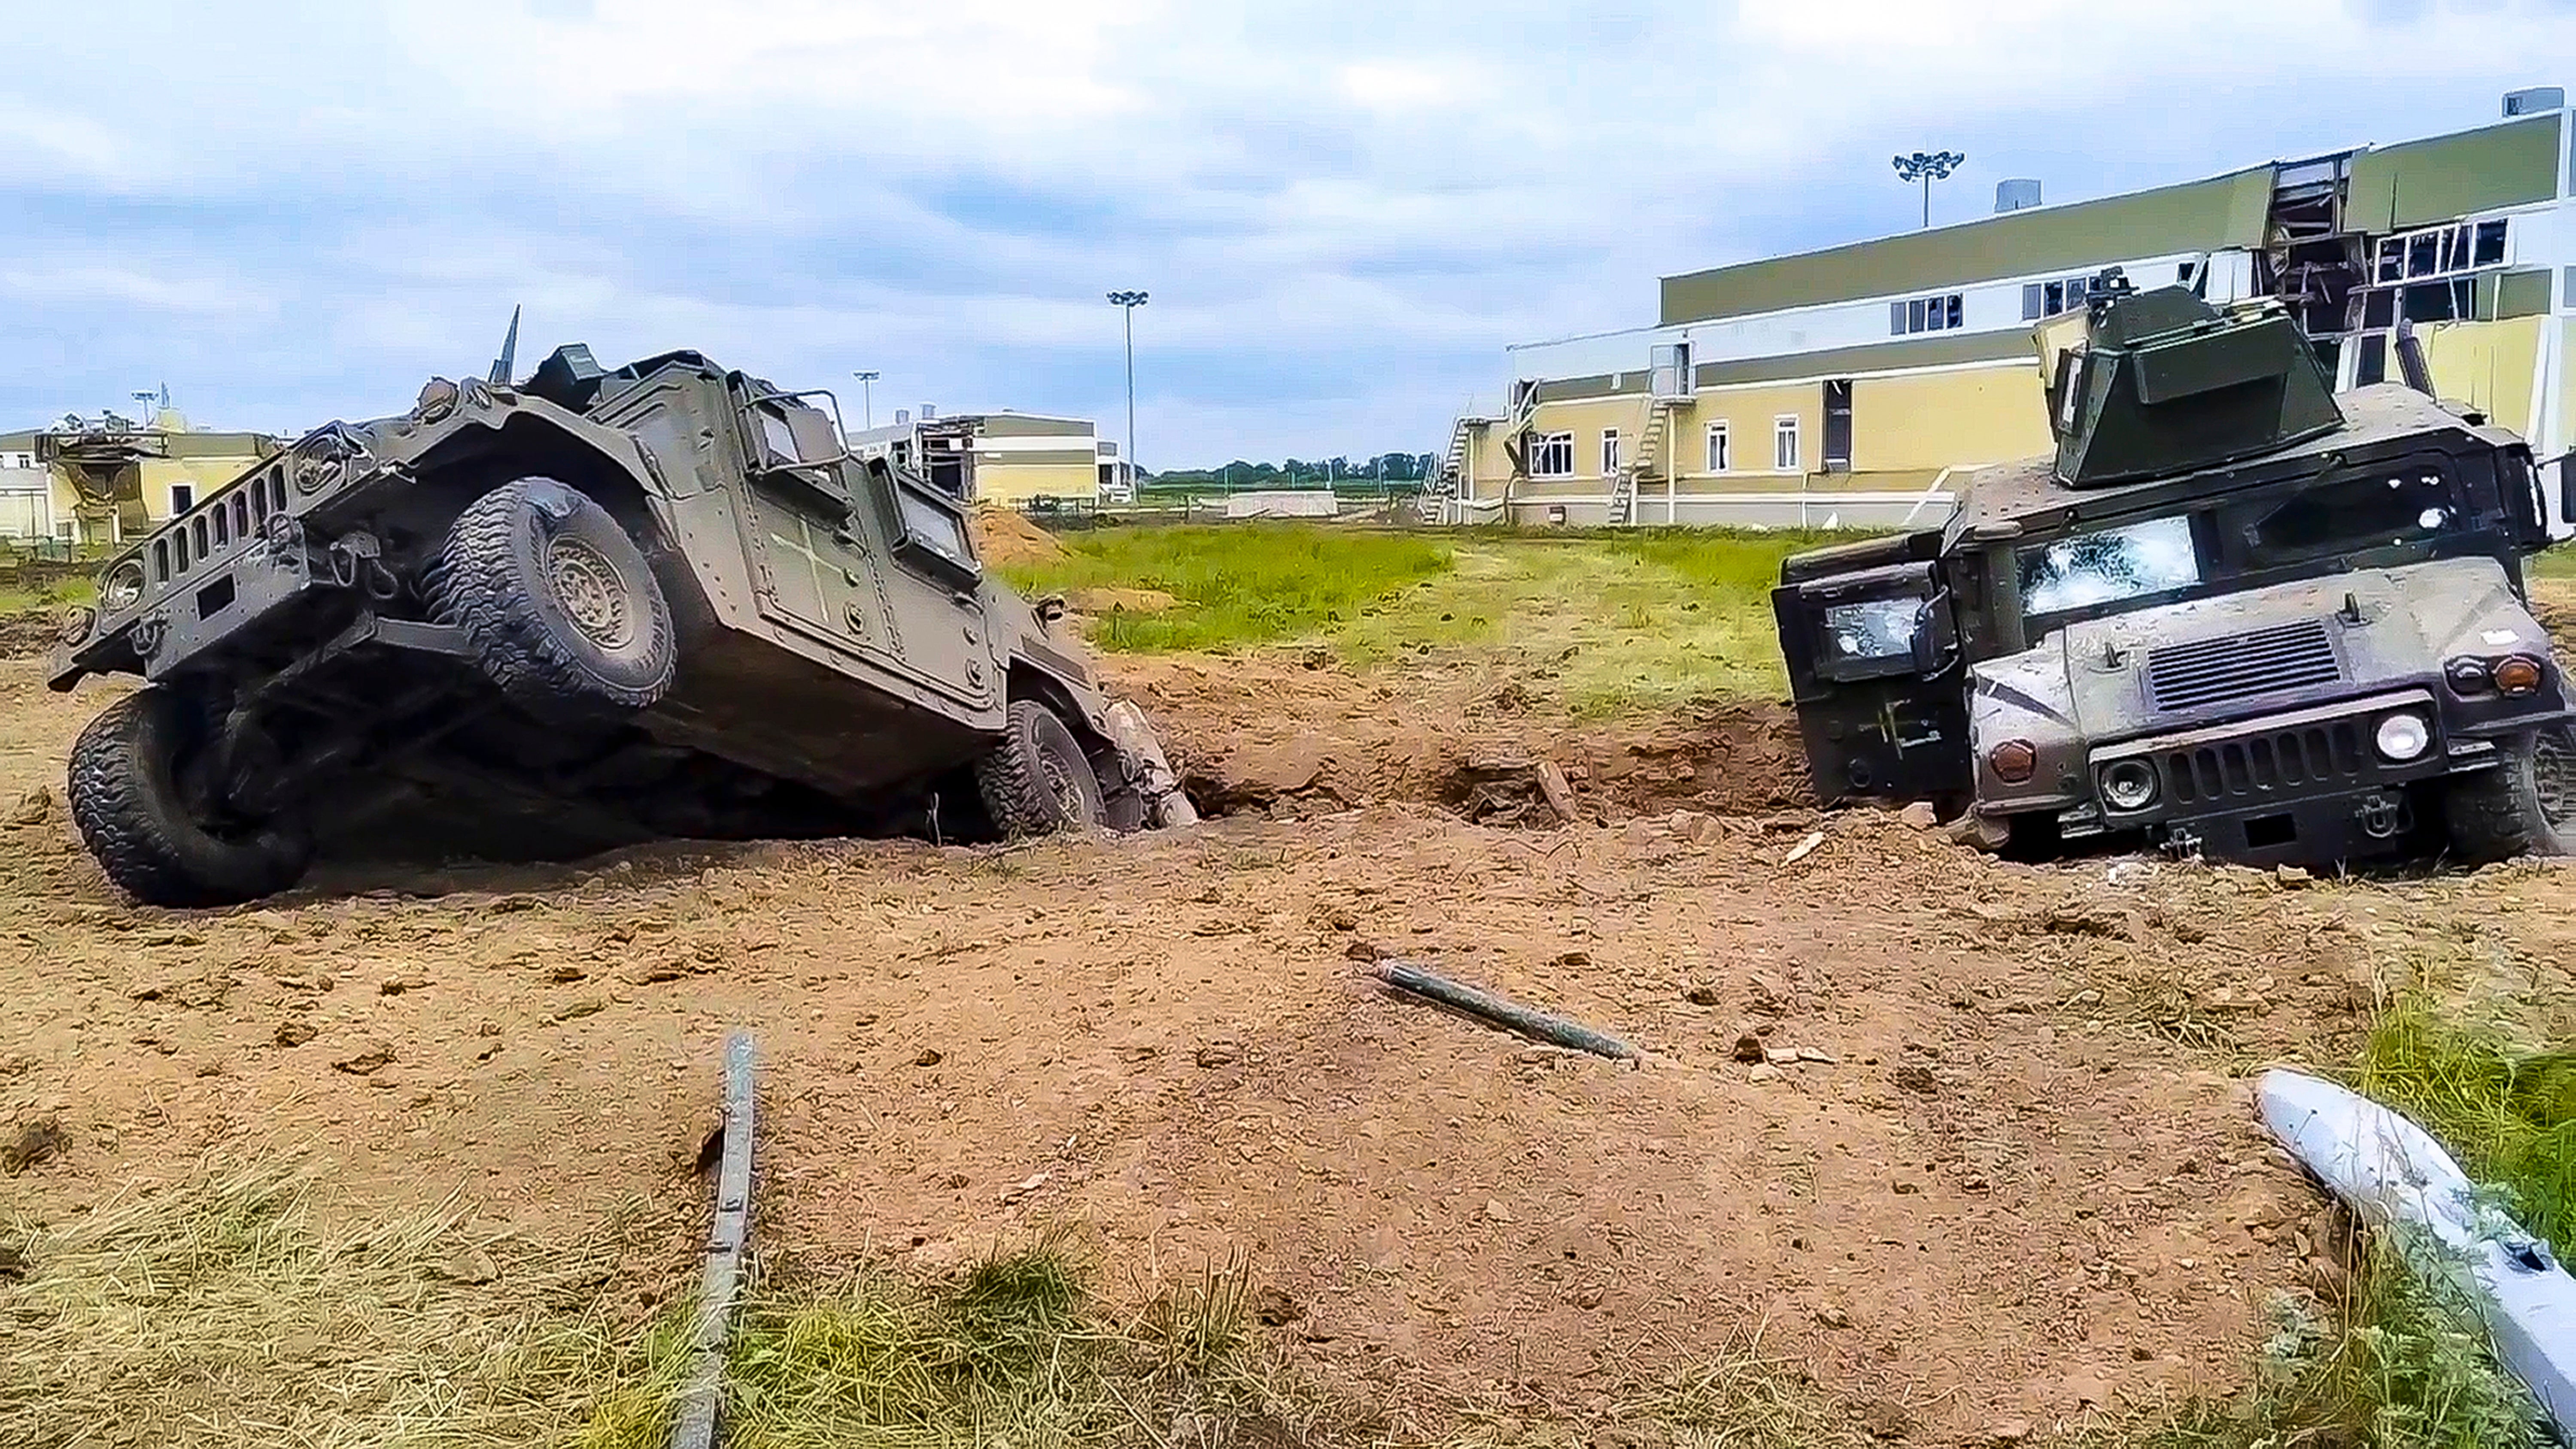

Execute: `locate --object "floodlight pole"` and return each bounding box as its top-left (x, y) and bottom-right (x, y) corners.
top-left (1892, 149), bottom-right (1967, 229)
top-left (851, 370), bottom-right (879, 430)
top-left (1108, 290), bottom-right (1148, 481)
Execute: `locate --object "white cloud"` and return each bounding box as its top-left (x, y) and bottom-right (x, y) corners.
top-left (0, 0), bottom-right (2569, 462)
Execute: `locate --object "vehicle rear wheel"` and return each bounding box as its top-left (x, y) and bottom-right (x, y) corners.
top-left (975, 700), bottom-right (1107, 838)
top-left (2443, 725), bottom-right (2576, 864)
top-left (431, 477), bottom-right (677, 718)
top-left (66, 688), bottom-right (313, 907)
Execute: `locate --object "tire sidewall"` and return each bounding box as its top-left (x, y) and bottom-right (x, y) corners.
top-left (69, 688), bottom-right (311, 906)
top-left (2520, 725), bottom-right (2576, 855)
top-left (505, 479), bottom-right (675, 700)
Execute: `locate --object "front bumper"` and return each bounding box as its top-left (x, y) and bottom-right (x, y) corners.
top-left (2069, 689), bottom-right (2460, 867)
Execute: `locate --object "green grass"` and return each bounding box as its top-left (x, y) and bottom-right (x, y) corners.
top-left (996, 523), bottom-right (1454, 653)
top-left (2086, 982), bottom-right (2576, 1447)
top-left (2527, 544), bottom-right (2576, 581)
top-left (0, 1162), bottom-right (689, 1449)
top-left (0, 576), bottom-right (91, 615)
top-left (1004, 521), bottom-right (1845, 711)
top-left (725, 1233), bottom-right (1313, 1449)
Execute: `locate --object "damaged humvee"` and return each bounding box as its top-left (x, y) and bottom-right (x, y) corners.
top-left (51, 333), bottom-right (1188, 907)
top-left (1774, 268), bottom-right (2572, 869)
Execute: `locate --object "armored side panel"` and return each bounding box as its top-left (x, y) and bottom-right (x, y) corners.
top-left (2044, 278), bottom-right (2344, 489)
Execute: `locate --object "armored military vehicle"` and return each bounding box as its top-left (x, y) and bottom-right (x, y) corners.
top-left (50, 335), bottom-right (1184, 906)
top-left (1774, 269), bottom-right (2571, 869)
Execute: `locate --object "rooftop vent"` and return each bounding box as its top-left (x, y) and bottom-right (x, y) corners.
top-left (894, 408), bottom-right (911, 425)
top-left (1995, 179), bottom-right (2042, 213)
top-left (920, 403), bottom-right (938, 419)
top-left (2505, 86), bottom-right (2564, 116)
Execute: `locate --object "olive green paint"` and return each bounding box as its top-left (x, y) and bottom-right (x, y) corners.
top-left (2494, 268), bottom-right (2554, 320)
top-left (1659, 167), bottom-right (2275, 327)
top-left (2346, 114), bottom-right (2563, 233)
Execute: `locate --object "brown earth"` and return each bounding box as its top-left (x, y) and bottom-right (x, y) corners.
top-left (0, 609), bottom-right (62, 661)
top-left (972, 505), bottom-right (1071, 567)
top-left (6, 597), bottom-right (2576, 1442)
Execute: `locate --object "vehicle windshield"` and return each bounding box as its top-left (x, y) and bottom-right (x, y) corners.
top-left (2017, 515), bottom-right (2200, 618)
top-left (2231, 467), bottom-right (2458, 566)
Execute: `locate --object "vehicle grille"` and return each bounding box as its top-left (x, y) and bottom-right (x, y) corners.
top-left (2158, 719), bottom-right (2372, 806)
top-left (149, 468), bottom-right (290, 587)
top-left (2145, 619), bottom-right (2342, 712)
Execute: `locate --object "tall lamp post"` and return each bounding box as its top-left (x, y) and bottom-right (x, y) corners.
top-left (1107, 290), bottom-right (1148, 483)
top-left (851, 370), bottom-right (880, 431)
top-left (1892, 149), bottom-right (1966, 229)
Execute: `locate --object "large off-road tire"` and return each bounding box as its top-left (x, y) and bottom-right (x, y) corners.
top-left (66, 688), bottom-right (313, 908)
top-left (2444, 725), bottom-right (2576, 865)
top-left (975, 700), bottom-right (1108, 838)
top-left (429, 477), bottom-right (677, 718)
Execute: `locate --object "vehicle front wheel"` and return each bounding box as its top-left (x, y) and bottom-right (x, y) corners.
top-left (975, 700), bottom-right (1108, 838)
top-left (431, 476), bottom-right (678, 718)
top-left (66, 688), bottom-right (313, 907)
top-left (2443, 725), bottom-right (2576, 864)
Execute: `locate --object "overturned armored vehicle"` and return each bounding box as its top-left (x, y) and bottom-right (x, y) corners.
top-left (52, 338), bottom-right (1186, 907)
top-left (1775, 270), bottom-right (2571, 869)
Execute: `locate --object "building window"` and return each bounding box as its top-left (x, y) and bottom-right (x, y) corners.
top-left (1530, 432), bottom-right (1574, 478)
top-left (0, 452), bottom-right (33, 469)
top-left (1822, 380), bottom-right (1853, 473)
top-left (1600, 429), bottom-right (1622, 475)
top-left (2021, 275), bottom-right (2098, 320)
top-left (1891, 293), bottom-right (1965, 335)
top-left (1705, 421), bottom-right (1731, 473)
top-left (169, 484), bottom-right (195, 515)
top-left (1773, 416), bottom-right (1801, 472)
top-left (2375, 218), bottom-right (2508, 285)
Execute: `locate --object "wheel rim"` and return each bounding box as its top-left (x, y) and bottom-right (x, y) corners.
top-left (1039, 746), bottom-right (1091, 825)
top-left (547, 535), bottom-right (634, 649)
top-left (2535, 732), bottom-right (2576, 830)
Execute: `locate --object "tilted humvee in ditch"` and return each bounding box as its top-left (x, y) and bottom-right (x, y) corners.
top-left (1774, 269), bottom-right (2571, 869)
top-left (50, 332), bottom-right (1187, 906)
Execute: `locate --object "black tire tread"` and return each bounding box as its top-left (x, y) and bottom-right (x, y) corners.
top-left (427, 478), bottom-right (674, 715)
top-left (2444, 731), bottom-right (2576, 865)
top-left (975, 700), bottom-right (1103, 838)
top-left (66, 690), bottom-right (309, 908)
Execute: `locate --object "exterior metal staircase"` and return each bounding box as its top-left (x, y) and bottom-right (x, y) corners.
top-left (1610, 400), bottom-right (1676, 526)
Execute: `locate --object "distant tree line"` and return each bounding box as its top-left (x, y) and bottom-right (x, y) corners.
top-left (1140, 453), bottom-right (1438, 490)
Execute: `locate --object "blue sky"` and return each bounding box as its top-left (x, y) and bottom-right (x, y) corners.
top-left (2, 0), bottom-right (2569, 468)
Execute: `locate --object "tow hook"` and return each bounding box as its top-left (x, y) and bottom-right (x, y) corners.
top-left (2355, 790), bottom-right (2408, 840)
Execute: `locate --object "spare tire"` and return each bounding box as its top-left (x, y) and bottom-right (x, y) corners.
top-left (431, 476), bottom-right (677, 717)
top-left (975, 700), bottom-right (1108, 838)
top-left (66, 688), bottom-right (312, 907)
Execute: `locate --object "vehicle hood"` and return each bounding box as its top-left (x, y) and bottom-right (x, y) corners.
top-left (2049, 555), bottom-right (2537, 739)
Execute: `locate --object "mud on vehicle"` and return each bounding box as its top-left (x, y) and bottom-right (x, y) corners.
top-left (1774, 271), bottom-right (2573, 870)
top-left (51, 335), bottom-right (1186, 907)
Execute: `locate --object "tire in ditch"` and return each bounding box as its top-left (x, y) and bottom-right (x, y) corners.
top-left (2443, 724), bottom-right (2576, 865)
top-left (975, 699), bottom-right (1108, 838)
top-left (66, 688), bottom-right (313, 908)
top-left (429, 476), bottom-right (677, 718)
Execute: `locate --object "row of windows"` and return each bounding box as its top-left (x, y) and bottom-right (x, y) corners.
top-left (1528, 420), bottom-right (1801, 477)
top-left (1890, 293), bottom-right (1964, 336)
top-left (0, 452), bottom-right (35, 470)
top-left (2375, 219), bottom-right (2507, 285)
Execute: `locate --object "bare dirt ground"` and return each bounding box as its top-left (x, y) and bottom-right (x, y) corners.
top-left (8, 599), bottom-right (2576, 1443)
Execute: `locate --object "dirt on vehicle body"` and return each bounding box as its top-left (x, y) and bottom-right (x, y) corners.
top-left (1775, 270), bottom-right (2573, 870)
top-left (48, 339), bottom-right (1182, 907)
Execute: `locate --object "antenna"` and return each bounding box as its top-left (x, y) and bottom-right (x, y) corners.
top-left (489, 304), bottom-right (522, 386)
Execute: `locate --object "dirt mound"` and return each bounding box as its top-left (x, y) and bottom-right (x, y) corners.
top-left (1068, 586), bottom-right (1176, 615)
top-left (972, 506), bottom-right (1069, 567)
top-left (0, 610), bottom-right (62, 660)
top-left (1101, 649), bottom-right (1808, 823)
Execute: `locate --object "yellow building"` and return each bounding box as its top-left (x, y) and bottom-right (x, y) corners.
top-left (849, 409), bottom-right (1119, 509)
top-left (1440, 93), bottom-right (2574, 530)
top-left (0, 408), bottom-right (280, 549)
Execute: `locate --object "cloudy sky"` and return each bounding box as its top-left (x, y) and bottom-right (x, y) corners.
top-left (3, 0), bottom-right (2568, 468)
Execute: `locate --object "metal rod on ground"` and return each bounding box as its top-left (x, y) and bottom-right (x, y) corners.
top-left (670, 1029), bottom-right (758, 1449)
top-left (1373, 958), bottom-right (1640, 1060)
